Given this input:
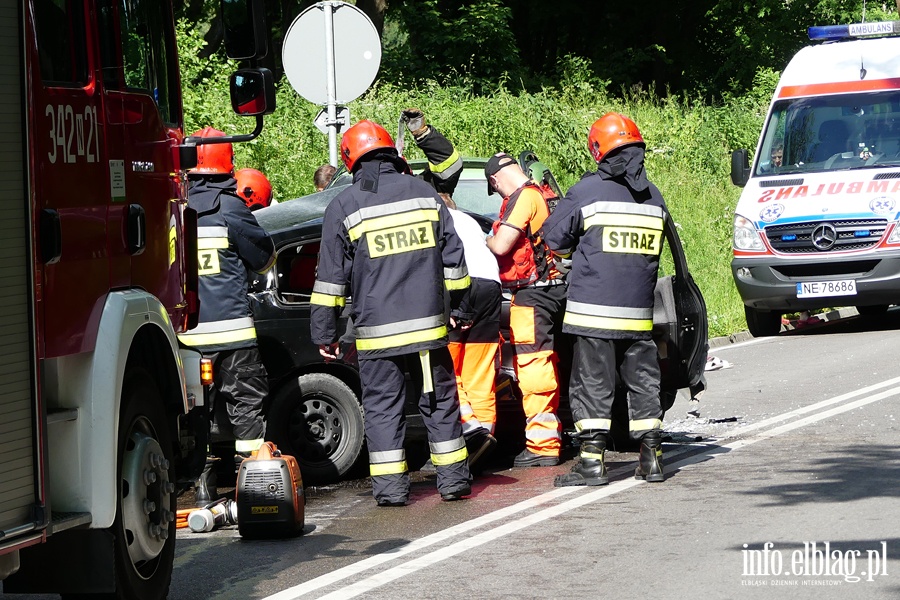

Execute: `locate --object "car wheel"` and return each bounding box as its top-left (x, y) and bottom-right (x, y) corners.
top-left (744, 306), bottom-right (783, 337)
top-left (856, 304), bottom-right (889, 316)
top-left (267, 373), bottom-right (365, 485)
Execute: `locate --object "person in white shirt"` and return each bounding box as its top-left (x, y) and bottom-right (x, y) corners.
top-left (439, 193), bottom-right (502, 472)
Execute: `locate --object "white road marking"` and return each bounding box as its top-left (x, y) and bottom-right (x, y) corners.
top-left (262, 377), bottom-right (900, 600)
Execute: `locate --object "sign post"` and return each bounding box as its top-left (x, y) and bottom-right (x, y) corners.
top-left (283, 2), bottom-right (381, 167)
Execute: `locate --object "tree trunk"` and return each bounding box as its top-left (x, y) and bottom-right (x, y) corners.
top-left (355, 0), bottom-right (388, 37)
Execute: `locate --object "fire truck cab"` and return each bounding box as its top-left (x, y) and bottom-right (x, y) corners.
top-left (0, 0), bottom-right (272, 597)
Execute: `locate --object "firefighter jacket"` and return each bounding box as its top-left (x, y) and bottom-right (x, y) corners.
top-left (493, 182), bottom-right (558, 290)
top-left (542, 146), bottom-right (667, 340)
top-left (310, 156), bottom-right (471, 359)
top-left (413, 125), bottom-right (463, 196)
top-left (178, 177), bottom-right (275, 352)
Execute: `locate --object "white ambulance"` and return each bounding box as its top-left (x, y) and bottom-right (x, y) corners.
top-left (730, 20), bottom-right (900, 336)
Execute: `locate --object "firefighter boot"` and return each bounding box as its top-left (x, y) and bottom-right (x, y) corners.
top-left (553, 435), bottom-right (608, 487)
top-left (635, 430), bottom-right (664, 482)
top-left (195, 456), bottom-right (219, 504)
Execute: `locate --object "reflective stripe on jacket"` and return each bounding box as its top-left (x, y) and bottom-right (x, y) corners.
top-left (542, 172), bottom-right (667, 340)
top-left (413, 125), bottom-right (462, 195)
top-left (310, 159), bottom-right (471, 358)
top-left (178, 177), bottom-right (275, 352)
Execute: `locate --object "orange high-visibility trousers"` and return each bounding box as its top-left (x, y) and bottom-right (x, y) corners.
top-left (448, 278), bottom-right (502, 436)
top-left (509, 284), bottom-right (566, 457)
top-left (449, 340), bottom-right (500, 435)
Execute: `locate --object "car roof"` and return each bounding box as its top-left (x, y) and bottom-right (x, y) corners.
top-left (255, 156), bottom-right (498, 241)
top-left (253, 187), bottom-right (341, 237)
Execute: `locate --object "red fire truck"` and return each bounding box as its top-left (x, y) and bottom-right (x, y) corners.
top-left (0, 0), bottom-right (272, 597)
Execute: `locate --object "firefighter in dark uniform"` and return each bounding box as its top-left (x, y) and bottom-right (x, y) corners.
top-left (178, 127), bottom-right (276, 501)
top-left (401, 108), bottom-right (463, 195)
top-left (310, 120), bottom-right (473, 506)
top-left (542, 113), bottom-right (667, 486)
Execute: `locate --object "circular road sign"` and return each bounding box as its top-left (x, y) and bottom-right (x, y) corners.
top-left (282, 2), bottom-right (382, 106)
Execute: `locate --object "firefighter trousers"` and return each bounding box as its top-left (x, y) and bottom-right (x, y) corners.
top-left (206, 346), bottom-right (268, 451)
top-left (568, 336), bottom-right (662, 441)
top-left (509, 283), bottom-right (567, 456)
top-left (449, 278), bottom-right (502, 438)
top-left (359, 347), bottom-right (470, 503)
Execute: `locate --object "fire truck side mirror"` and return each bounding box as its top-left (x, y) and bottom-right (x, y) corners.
top-left (230, 68), bottom-right (276, 117)
top-left (221, 0), bottom-right (268, 60)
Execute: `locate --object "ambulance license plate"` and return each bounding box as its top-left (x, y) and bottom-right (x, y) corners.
top-left (796, 280), bottom-right (857, 298)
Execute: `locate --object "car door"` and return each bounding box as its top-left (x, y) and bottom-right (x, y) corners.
top-left (249, 230), bottom-right (357, 382)
top-left (654, 214), bottom-right (709, 397)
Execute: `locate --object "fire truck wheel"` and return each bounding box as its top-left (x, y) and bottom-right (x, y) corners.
top-left (110, 368), bottom-right (176, 600)
top-left (267, 373), bottom-right (365, 485)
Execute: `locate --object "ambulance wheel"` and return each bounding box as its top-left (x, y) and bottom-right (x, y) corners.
top-left (856, 304), bottom-right (889, 316)
top-left (744, 306), bottom-right (783, 337)
top-left (267, 373), bottom-right (365, 485)
top-left (109, 369), bottom-right (176, 600)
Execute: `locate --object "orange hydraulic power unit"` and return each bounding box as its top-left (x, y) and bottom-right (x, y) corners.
top-left (235, 442), bottom-right (305, 539)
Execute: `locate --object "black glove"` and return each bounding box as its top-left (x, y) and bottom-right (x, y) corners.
top-left (402, 108), bottom-right (427, 137)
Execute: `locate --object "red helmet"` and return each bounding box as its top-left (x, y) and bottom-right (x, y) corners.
top-left (235, 168), bottom-right (272, 210)
top-left (588, 113), bottom-right (644, 163)
top-left (191, 127), bottom-right (234, 174)
top-left (340, 120), bottom-right (394, 172)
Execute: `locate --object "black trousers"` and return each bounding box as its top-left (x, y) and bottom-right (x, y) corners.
top-left (568, 336), bottom-right (662, 440)
top-left (359, 346), bottom-right (470, 502)
top-left (207, 346), bottom-right (268, 443)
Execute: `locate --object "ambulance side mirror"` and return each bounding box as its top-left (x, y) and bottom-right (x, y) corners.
top-left (221, 0), bottom-right (268, 60)
top-left (731, 149), bottom-right (750, 187)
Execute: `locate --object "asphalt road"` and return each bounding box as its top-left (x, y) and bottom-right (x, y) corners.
top-left (5, 309), bottom-right (900, 599)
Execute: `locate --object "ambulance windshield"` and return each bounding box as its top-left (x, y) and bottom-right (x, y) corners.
top-left (755, 90), bottom-right (900, 176)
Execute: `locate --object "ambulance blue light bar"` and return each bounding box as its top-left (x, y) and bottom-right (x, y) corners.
top-left (808, 20), bottom-right (900, 41)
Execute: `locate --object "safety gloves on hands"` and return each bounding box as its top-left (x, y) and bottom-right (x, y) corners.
top-left (402, 108), bottom-right (428, 138)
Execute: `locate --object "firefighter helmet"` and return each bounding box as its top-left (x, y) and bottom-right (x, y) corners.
top-left (588, 113), bottom-right (644, 163)
top-left (235, 168), bottom-right (273, 210)
top-left (191, 127), bottom-right (234, 174)
top-left (340, 120), bottom-right (395, 172)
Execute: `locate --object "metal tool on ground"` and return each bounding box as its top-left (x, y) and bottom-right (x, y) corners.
top-left (186, 499), bottom-right (239, 533)
top-left (235, 441), bottom-right (305, 539)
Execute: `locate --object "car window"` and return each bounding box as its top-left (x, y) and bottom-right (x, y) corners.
top-left (453, 178), bottom-right (502, 220)
top-left (756, 91), bottom-right (900, 175)
top-left (275, 242), bottom-right (320, 303)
